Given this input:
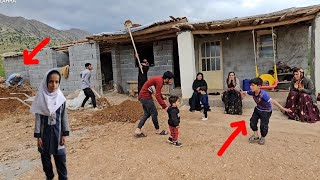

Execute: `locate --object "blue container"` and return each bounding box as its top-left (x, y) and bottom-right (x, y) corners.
top-left (243, 79), bottom-right (250, 91)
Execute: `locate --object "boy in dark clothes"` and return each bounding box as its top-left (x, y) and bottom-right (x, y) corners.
top-left (166, 96), bottom-right (182, 147)
top-left (241, 78), bottom-right (291, 145)
top-left (199, 86), bottom-right (210, 121)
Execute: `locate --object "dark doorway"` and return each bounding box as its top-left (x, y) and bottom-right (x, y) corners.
top-left (100, 52), bottom-right (113, 90)
top-left (173, 39), bottom-right (181, 87)
top-left (135, 42), bottom-right (155, 67)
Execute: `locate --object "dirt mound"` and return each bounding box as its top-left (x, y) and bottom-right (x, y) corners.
top-left (0, 99), bottom-right (30, 114)
top-left (88, 100), bottom-right (143, 125)
top-left (0, 81), bottom-right (35, 113)
top-left (0, 84), bottom-right (36, 99)
top-left (0, 76), bottom-right (5, 83)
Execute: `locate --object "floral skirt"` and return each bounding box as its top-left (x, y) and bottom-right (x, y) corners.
top-left (285, 91), bottom-right (320, 123)
top-left (222, 90), bottom-right (242, 115)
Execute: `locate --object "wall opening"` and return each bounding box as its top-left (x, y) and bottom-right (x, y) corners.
top-left (173, 39), bottom-right (181, 87)
top-left (100, 52), bottom-right (113, 91)
top-left (135, 42), bottom-right (155, 67)
top-left (56, 52), bottom-right (70, 67)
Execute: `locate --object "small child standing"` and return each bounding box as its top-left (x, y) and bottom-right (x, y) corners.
top-left (199, 86), bottom-right (210, 121)
top-left (166, 96), bottom-right (182, 147)
top-left (241, 78), bottom-right (291, 145)
top-left (31, 69), bottom-right (70, 180)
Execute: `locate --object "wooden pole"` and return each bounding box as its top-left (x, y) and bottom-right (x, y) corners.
top-left (124, 20), bottom-right (144, 74)
top-left (91, 88), bottom-right (101, 98)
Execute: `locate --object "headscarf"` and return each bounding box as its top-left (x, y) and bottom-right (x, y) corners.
top-left (30, 69), bottom-right (66, 116)
top-left (192, 72), bottom-right (207, 91)
top-left (226, 71), bottom-right (237, 88)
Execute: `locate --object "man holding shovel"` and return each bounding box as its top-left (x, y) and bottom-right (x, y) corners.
top-left (79, 63), bottom-right (98, 110)
top-left (123, 20), bottom-right (173, 137)
top-left (134, 71), bottom-right (174, 137)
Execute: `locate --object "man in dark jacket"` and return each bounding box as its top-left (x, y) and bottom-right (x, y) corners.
top-left (167, 96), bottom-right (182, 147)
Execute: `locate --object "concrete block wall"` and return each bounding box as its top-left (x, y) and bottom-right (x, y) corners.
top-left (222, 31), bottom-right (256, 88)
top-left (4, 56), bottom-right (30, 81)
top-left (28, 49), bottom-right (57, 90)
top-left (151, 40), bottom-right (174, 77)
top-left (3, 43), bottom-right (102, 96)
top-left (68, 43), bottom-right (102, 95)
top-left (4, 49), bottom-right (57, 90)
top-left (111, 46), bottom-right (121, 89)
top-left (277, 24), bottom-right (309, 74)
top-left (111, 40), bottom-right (174, 92)
top-left (119, 45), bottom-right (136, 91)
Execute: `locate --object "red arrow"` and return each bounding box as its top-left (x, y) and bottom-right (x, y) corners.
top-left (217, 120), bottom-right (247, 156)
top-left (23, 38), bottom-right (50, 65)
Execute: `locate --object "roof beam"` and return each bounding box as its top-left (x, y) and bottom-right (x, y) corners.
top-left (93, 29), bottom-right (178, 43)
top-left (192, 15), bottom-right (315, 35)
top-left (252, 19), bottom-right (260, 25)
top-left (87, 18), bottom-right (187, 41)
top-left (279, 14), bottom-right (287, 21)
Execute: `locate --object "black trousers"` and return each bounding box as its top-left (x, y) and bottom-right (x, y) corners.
top-left (41, 153), bottom-right (67, 180)
top-left (250, 107), bottom-right (272, 137)
top-left (81, 88), bottom-right (96, 108)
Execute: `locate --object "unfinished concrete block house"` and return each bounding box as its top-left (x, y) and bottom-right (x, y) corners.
top-left (3, 5), bottom-right (320, 103)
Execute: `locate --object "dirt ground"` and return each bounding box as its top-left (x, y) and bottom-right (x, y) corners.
top-left (0, 84), bottom-right (320, 180)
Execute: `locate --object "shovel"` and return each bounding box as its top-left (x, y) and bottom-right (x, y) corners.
top-left (124, 20), bottom-right (143, 74)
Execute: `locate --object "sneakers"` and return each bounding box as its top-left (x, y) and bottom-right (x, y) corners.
top-left (201, 117), bottom-right (208, 121)
top-left (167, 137), bottom-right (182, 147)
top-left (166, 137), bottom-right (173, 144)
top-left (249, 135), bottom-right (266, 145)
top-left (172, 141), bottom-right (182, 148)
top-left (249, 135), bottom-right (260, 143)
top-left (258, 137), bottom-right (266, 145)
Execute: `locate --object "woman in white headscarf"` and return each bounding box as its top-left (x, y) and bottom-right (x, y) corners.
top-left (31, 69), bottom-right (69, 180)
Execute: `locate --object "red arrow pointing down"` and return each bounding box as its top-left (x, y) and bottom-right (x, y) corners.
top-left (23, 38), bottom-right (50, 65)
top-left (217, 120), bottom-right (247, 156)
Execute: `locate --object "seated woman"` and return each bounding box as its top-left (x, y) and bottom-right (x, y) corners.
top-left (189, 73), bottom-right (207, 112)
top-left (222, 72), bottom-right (243, 115)
top-left (285, 68), bottom-right (320, 123)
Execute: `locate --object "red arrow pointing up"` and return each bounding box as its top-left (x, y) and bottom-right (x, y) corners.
top-left (217, 120), bottom-right (247, 156)
top-left (23, 38), bottom-right (50, 65)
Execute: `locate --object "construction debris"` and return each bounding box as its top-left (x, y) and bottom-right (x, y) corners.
top-left (0, 77), bottom-right (36, 113)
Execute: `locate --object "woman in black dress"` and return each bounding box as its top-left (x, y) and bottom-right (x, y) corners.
top-left (138, 59), bottom-right (149, 95)
top-left (189, 72), bottom-right (207, 112)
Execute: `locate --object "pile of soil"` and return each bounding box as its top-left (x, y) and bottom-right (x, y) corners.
top-left (89, 100), bottom-right (143, 125)
top-left (0, 76), bottom-right (5, 83)
top-left (0, 99), bottom-right (30, 114)
top-left (0, 84), bottom-right (36, 99)
top-left (0, 79), bottom-right (35, 113)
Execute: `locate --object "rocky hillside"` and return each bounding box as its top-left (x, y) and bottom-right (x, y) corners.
top-left (0, 13), bottom-right (91, 53)
top-left (0, 13), bottom-right (92, 76)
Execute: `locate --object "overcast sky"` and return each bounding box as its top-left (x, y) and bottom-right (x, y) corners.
top-left (0, 0), bottom-right (319, 34)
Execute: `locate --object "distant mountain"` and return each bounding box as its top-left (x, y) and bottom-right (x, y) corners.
top-left (0, 13), bottom-right (92, 54)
